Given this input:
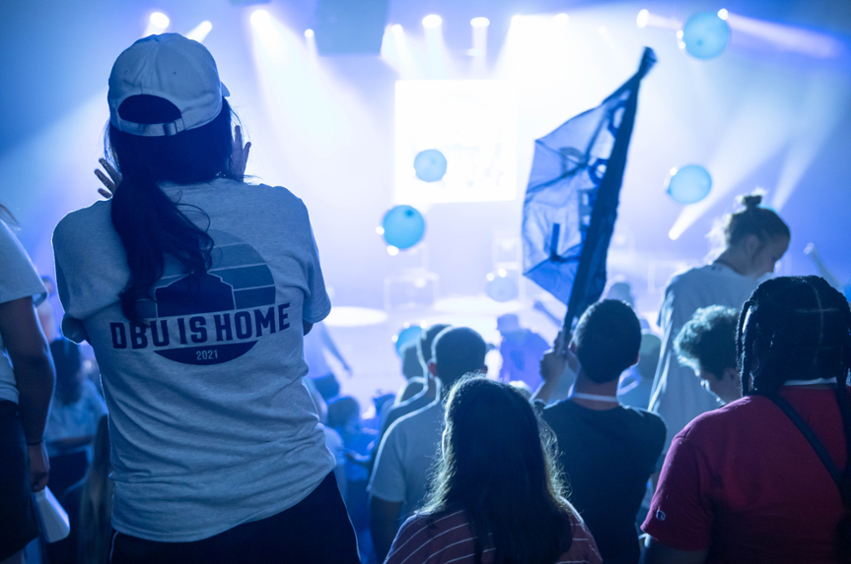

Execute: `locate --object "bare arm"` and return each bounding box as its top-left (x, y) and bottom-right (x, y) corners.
top-left (370, 495), bottom-right (403, 563)
top-left (0, 296), bottom-right (55, 490)
top-left (642, 538), bottom-right (708, 564)
top-left (531, 331), bottom-right (573, 404)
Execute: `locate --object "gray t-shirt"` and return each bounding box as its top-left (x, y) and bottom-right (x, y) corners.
top-left (0, 219), bottom-right (47, 403)
top-left (649, 264), bottom-right (757, 451)
top-left (369, 400), bottom-right (444, 518)
top-left (52, 179), bottom-right (335, 542)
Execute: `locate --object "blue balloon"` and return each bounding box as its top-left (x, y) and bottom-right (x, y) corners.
top-left (382, 205), bottom-right (425, 250)
top-left (414, 149), bottom-right (447, 182)
top-left (681, 12), bottom-right (730, 59)
top-left (486, 274), bottom-right (518, 303)
top-left (394, 325), bottom-right (423, 355)
top-left (667, 165), bottom-right (712, 204)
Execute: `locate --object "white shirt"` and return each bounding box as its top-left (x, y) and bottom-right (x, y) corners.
top-left (649, 263), bottom-right (758, 451)
top-left (369, 401), bottom-right (444, 519)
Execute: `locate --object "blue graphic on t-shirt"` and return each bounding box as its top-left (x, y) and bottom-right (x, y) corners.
top-left (109, 231), bottom-right (287, 365)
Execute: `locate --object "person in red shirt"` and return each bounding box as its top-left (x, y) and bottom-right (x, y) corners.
top-left (643, 276), bottom-right (851, 564)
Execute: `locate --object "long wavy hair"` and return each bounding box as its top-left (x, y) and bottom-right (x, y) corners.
top-left (106, 95), bottom-right (240, 322)
top-left (421, 377), bottom-right (576, 564)
top-left (78, 415), bottom-right (112, 564)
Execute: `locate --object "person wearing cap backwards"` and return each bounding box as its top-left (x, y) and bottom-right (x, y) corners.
top-left (52, 34), bottom-right (359, 563)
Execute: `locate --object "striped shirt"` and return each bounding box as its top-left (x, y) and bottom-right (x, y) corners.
top-left (386, 509), bottom-right (602, 564)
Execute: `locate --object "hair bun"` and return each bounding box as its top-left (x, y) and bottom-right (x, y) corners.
top-left (738, 194), bottom-right (762, 211)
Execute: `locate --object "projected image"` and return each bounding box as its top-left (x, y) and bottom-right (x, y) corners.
top-left (395, 80), bottom-right (517, 204)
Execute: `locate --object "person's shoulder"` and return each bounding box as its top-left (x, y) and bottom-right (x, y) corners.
top-left (542, 398), bottom-right (579, 423)
top-left (53, 200), bottom-right (112, 249)
top-left (241, 181), bottom-right (306, 207)
top-left (389, 510), bottom-right (469, 561)
top-left (665, 264), bottom-right (717, 290)
top-left (396, 400), bottom-right (442, 427)
top-left (621, 405), bottom-right (667, 429)
top-left (676, 395), bottom-right (759, 441)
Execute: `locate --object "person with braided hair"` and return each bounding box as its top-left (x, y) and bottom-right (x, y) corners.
top-left (642, 276), bottom-right (851, 563)
top-left (648, 193), bottom-right (790, 454)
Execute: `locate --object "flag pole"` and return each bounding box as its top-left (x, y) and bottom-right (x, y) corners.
top-left (562, 48), bottom-right (656, 333)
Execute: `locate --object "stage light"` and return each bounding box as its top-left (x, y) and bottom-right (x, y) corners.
top-left (149, 12), bottom-right (170, 29)
top-left (304, 28), bottom-right (314, 38)
top-left (375, 226), bottom-right (385, 235)
top-left (553, 13), bottom-right (569, 26)
top-left (637, 9), bottom-right (650, 28)
top-left (186, 21), bottom-right (213, 42)
top-left (387, 245), bottom-right (400, 256)
top-left (717, 9), bottom-right (729, 20)
top-left (471, 17), bottom-right (490, 28)
top-left (423, 14), bottom-right (443, 29)
top-left (250, 9), bottom-right (271, 28)
top-left (422, 14), bottom-right (442, 29)
top-left (391, 24), bottom-right (402, 34)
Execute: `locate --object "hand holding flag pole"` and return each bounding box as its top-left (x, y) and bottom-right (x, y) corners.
top-left (521, 47), bottom-right (657, 333)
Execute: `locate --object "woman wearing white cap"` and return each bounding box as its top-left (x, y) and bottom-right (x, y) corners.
top-left (52, 34), bottom-right (359, 563)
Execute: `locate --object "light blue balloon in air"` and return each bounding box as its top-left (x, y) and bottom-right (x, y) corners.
top-left (394, 325), bottom-right (423, 355)
top-left (681, 12), bottom-right (730, 59)
top-left (382, 205), bottom-right (425, 249)
top-left (667, 165), bottom-right (712, 204)
top-left (414, 149), bottom-right (448, 182)
top-left (486, 274), bottom-right (518, 303)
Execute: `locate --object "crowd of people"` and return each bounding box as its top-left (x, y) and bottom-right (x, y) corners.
top-left (2, 32), bottom-right (850, 564)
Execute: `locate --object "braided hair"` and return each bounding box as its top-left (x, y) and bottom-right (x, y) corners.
top-left (737, 276), bottom-right (851, 556)
top-left (738, 276), bottom-right (851, 395)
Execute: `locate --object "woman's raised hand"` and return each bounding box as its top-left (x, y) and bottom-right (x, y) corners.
top-left (95, 158), bottom-right (122, 200)
top-left (232, 125), bottom-right (252, 179)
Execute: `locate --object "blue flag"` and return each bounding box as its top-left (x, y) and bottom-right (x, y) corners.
top-left (522, 48), bottom-right (656, 329)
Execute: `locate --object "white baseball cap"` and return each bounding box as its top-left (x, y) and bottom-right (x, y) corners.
top-left (108, 33), bottom-right (230, 137)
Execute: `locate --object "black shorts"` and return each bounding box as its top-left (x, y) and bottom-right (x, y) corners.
top-left (0, 401), bottom-right (40, 560)
top-left (110, 472), bottom-right (359, 564)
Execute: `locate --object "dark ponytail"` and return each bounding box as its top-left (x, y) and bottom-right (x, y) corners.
top-left (107, 96), bottom-right (239, 322)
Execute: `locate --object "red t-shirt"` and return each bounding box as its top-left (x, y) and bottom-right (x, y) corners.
top-left (643, 387), bottom-right (848, 563)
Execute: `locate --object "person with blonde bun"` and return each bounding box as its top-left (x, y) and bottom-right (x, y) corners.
top-left (648, 194), bottom-right (790, 452)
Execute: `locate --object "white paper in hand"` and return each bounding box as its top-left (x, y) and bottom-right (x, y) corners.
top-left (35, 487), bottom-right (70, 542)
